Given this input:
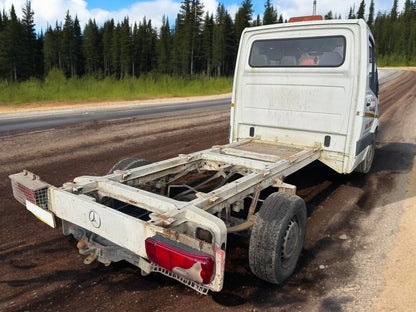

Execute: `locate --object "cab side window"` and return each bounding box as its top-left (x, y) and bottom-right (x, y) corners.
top-left (369, 39), bottom-right (379, 97)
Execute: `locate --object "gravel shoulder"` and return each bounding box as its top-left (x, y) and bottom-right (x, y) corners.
top-left (370, 70), bottom-right (416, 311)
top-left (0, 93), bottom-right (232, 114)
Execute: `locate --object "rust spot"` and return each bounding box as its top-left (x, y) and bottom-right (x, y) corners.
top-left (157, 214), bottom-right (170, 221)
top-left (76, 237), bottom-right (88, 250)
top-left (161, 228), bottom-right (174, 239)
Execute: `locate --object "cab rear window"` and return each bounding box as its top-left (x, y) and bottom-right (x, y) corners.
top-left (249, 36), bottom-right (345, 67)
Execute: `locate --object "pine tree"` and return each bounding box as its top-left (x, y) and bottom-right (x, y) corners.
top-left (158, 16), bottom-right (172, 74)
top-left (325, 11), bottom-right (334, 20)
top-left (111, 23), bottom-right (121, 77)
top-left (119, 17), bottom-right (131, 78)
top-left (391, 0), bottom-right (398, 21)
top-left (348, 6), bottom-right (356, 19)
top-left (21, 0), bottom-right (37, 79)
top-left (0, 10), bottom-right (8, 78)
top-left (368, 0), bottom-right (375, 29)
top-left (43, 26), bottom-right (54, 72)
top-left (73, 16), bottom-right (83, 76)
top-left (235, 0), bottom-right (253, 43)
top-left (34, 31), bottom-right (44, 77)
top-left (134, 17), bottom-right (157, 75)
top-left (252, 14), bottom-right (261, 26)
top-left (404, 0), bottom-right (413, 20)
top-left (402, 0), bottom-right (415, 64)
top-left (263, 0), bottom-right (277, 25)
top-left (147, 20), bottom-right (158, 73)
top-left (190, 0), bottom-right (204, 75)
top-left (43, 24), bottom-right (63, 73)
top-left (132, 22), bottom-right (139, 77)
top-left (83, 19), bottom-right (100, 76)
top-left (201, 13), bottom-right (214, 75)
top-left (213, 4), bottom-right (235, 77)
top-left (172, 14), bottom-right (183, 75)
top-left (213, 5), bottom-right (225, 77)
top-left (408, 18), bottom-right (416, 64)
top-left (5, 5), bottom-right (25, 81)
top-left (356, 0), bottom-right (366, 19)
top-left (102, 20), bottom-right (114, 76)
top-left (174, 0), bottom-right (204, 76)
top-left (223, 11), bottom-right (236, 76)
top-left (373, 12), bottom-right (387, 56)
top-left (62, 11), bottom-right (74, 77)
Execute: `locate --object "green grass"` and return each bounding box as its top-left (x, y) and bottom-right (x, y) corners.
top-left (0, 69), bottom-right (233, 107)
top-left (377, 55), bottom-right (416, 67)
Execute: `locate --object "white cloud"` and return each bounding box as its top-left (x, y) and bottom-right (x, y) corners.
top-left (30, 0), bottom-right (90, 28)
top-left (0, 0), bottom-right (408, 34)
top-left (272, 0), bottom-right (407, 21)
top-left (201, 0), bottom-right (217, 16)
top-left (227, 4), bottom-right (239, 17)
top-left (123, 0), bottom-right (180, 28)
top-left (0, 0), bottom-right (181, 32)
top-left (0, 0), bottom-right (26, 16)
top-left (273, 0), bottom-right (356, 20)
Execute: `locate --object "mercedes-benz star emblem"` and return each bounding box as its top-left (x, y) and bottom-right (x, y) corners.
top-left (88, 210), bottom-right (101, 228)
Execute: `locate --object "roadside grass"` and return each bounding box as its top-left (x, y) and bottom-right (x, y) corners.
top-left (378, 55), bottom-right (416, 67)
top-left (0, 69), bottom-right (233, 107)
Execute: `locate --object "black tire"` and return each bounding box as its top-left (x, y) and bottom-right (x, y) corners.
top-left (355, 141), bottom-right (375, 174)
top-left (249, 192), bottom-right (307, 284)
top-left (107, 157), bottom-right (150, 174)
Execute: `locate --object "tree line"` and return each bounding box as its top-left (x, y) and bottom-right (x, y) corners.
top-left (0, 0), bottom-right (415, 83)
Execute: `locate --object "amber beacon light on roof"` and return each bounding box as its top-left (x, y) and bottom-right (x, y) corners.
top-left (288, 15), bottom-right (323, 23)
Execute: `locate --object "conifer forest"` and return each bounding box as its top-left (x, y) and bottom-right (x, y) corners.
top-left (0, 0), bottom-right (415, 84)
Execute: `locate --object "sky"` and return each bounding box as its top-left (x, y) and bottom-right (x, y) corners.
top-left (0, 0), bottom-right (406, 32)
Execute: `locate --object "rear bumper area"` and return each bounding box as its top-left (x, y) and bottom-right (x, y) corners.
top-left (9, 171), bottom-right (227, 293)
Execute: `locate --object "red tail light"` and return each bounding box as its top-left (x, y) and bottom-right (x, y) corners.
top-left (145, 236), bottom-right (215, 284)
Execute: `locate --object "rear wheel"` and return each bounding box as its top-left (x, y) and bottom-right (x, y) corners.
top-left (102, 157), bottom-right (151, 207)
top-left (249, 192), bottom-right (307, 284)
top-left (107, 157), bottom-right (150, 174)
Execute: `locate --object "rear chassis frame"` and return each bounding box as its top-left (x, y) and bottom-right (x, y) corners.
top-left (10, 139), bottom-right (320, 294)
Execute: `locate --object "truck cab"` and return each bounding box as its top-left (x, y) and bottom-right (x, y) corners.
top-left (230, 18), bottom-right (379, 174)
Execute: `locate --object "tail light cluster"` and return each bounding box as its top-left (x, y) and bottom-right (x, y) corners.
top-left (10, 172), bottom-right (49, 209)
top-left (145, 235), bottom-right (215, 285)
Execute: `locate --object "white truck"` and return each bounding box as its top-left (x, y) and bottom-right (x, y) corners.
top-left (10, 17), bottom-right (379, 295)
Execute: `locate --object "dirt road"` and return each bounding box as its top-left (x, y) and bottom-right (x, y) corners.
top-left (1, 70), bottom-right (415, 312)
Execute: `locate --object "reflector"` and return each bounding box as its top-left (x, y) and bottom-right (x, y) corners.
top-left (17, 182), bottom-right (37, 204)
top-left (10, 173), bottom-right (49, 209)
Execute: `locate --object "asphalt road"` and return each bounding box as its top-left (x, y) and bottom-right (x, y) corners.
top-left (0, 97), bottom-right (229, 135)
top-left (0, 68), bottom-right (396, 136)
